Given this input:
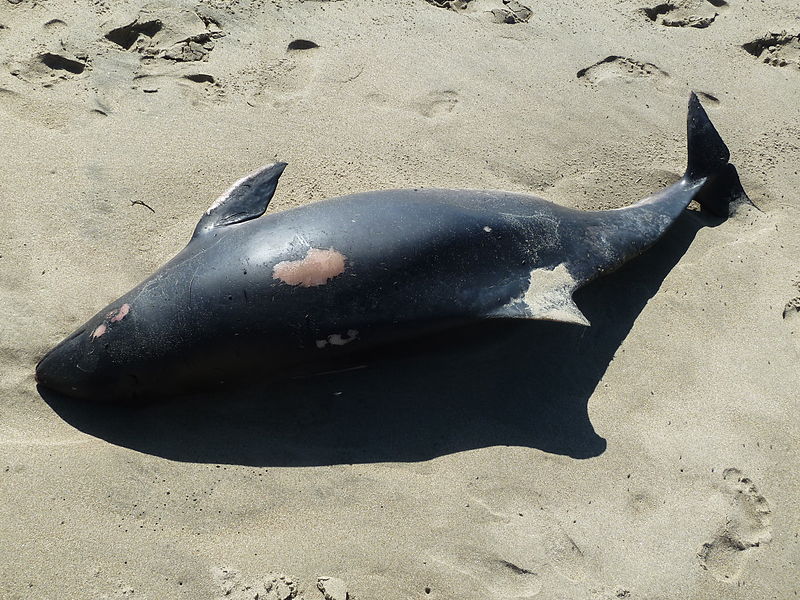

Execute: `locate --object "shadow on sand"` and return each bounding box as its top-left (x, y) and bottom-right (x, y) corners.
top-left (40, 209), bottom-right (724, 466)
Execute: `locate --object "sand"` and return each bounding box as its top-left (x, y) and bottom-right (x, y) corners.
top-left (1, 0), bottom-right (799, 598)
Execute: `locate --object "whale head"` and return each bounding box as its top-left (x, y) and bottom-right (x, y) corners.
top-left (36, 163), bottom-right (291, 401)
top-left (35, 302), bottom-right (143, 400)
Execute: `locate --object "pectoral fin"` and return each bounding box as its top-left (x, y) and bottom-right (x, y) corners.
top-left (487, 264), bottom-right (591, 327)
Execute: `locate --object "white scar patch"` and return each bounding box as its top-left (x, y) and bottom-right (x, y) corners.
top-left (510, 263), bottom-right (590, 326)
top-left (316, 329), bottom-right (359, 349)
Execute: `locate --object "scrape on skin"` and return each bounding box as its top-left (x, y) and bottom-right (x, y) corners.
top-left (273, 248), bottom-right (346, 287)
top-left (92, 303), bottom-right (131, 340)
top-left (108, 303), bottom-right (130, 323)
top-left (316, 329), bottom-right (359, 348)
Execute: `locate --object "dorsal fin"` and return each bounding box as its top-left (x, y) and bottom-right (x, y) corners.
top-left (193, 162), bottom-right (287, 238)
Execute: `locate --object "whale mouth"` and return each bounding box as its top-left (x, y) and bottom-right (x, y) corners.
top-left (36, 327), bottom-right (87, 376)
top-left (35, 326), bottom-right (87, 390)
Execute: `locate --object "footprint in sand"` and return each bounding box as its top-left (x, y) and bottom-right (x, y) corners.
top-left (698, 468), bottom-right (772, 583)
top-left (101, 5), bottom-right (226, 100)
top-left (743, 32), bottom-right (800, 70)
top-left (785, 299), bottom-right (800, 323)
top-left (3, 5), bottom-right (116, 98)
top-left (366, 88), bottom-right (460, 118)
top-left (10, 49), bottom-right (89, 87)
top-left (104, 18), bottom-right (164, 52)
top-left (273, 38), bottom-right (321, 94)
top-left (577, 56), bottom-right (669, 85)
top-left (414, 89), bottom-right (460, 118)
top-left (0, 87), bottom-right (70, 128)
top-left (695, 90), bottom-right (720, 104)
top-left (487, 560), bottom-right (542, 598)
top-left (782, 275), bottom-right (800, 345)
top-left (425, 0), bottom-right (532, 25)
top-left (433, 552), bottom-right (543, 600)
top-left (211, 568), bottom-right (304, 600)
top-left (245, 38), bottom-right (322, 103)
top-left (37, 52), bottom-right (88, 75)
top-left (317, 576), bottom-right (348, 600)
top-left (641, 0), bottom-right (727, 29)
top-left (42, 18), bottom-right (69, 33)
top-left (430, 496), bottom-right (597, 599)
top-left (103, 8), bottom-right (224, 63)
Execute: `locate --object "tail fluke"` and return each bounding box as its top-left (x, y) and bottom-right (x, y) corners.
top-left (685, 92), bottom-right (746, 217)
top-left (686, 92), bottom-right (730, 181)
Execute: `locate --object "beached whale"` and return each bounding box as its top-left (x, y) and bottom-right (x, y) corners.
top-left (36, 93), bottom-right (735, 401)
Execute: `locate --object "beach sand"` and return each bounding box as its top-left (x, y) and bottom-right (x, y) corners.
top-left (1, 0), bottom-right (798, 598)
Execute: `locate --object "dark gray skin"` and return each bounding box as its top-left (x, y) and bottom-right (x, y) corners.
top-left (36, 94), bottom-right (733, 401)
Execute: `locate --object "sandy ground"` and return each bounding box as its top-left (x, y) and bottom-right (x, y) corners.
top-left (1, 0), bottom-right (799, 598)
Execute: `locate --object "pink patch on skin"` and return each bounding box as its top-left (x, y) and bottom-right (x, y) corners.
top-left (110, 303), bottom-right (130, 323)
top-left (273, 248), bottom-right (347, 287)
top-left (91, 324), bottom-right (107, 340)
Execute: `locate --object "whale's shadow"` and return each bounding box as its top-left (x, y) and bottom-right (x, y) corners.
top-left (41, 210), bottom-right (720, 466)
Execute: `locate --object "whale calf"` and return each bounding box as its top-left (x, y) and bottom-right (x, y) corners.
top-left (37, 94), bottom-right (737, 401)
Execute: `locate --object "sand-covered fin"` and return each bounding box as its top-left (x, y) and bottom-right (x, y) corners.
top-left (491, 263), bottom-right (590, 326)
